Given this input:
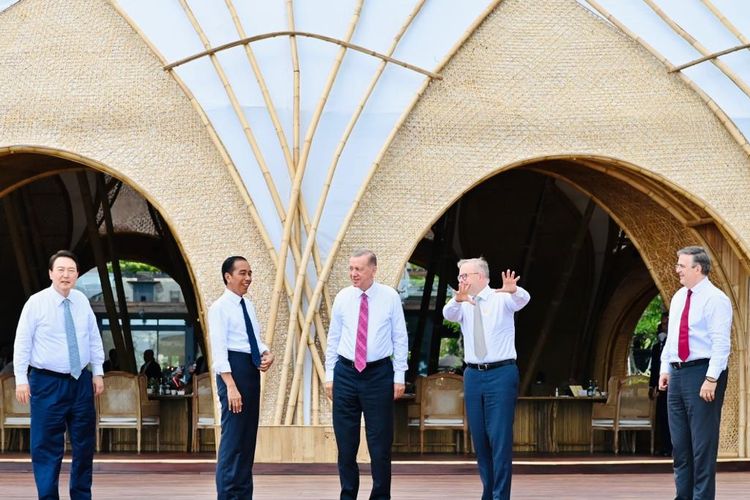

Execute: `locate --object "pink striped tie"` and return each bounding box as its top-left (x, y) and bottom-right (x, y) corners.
top-left (354, 293), bottom-right (369, 372)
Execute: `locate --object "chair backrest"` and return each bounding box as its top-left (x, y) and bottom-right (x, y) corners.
top-left (617, 381), bottom-right (652, 420)
top-left (421, 373), bottom-right (464, 420)
top-left (605, 376), bottom-right (619, 405)
top-left (98, 371), bottom-right (140, 418)
top-left (193, 372), bottom-right (213, 419)
top-left (1, 374), bottom-right (30, 418)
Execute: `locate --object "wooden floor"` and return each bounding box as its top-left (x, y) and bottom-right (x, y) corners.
top-left (2, 471), bottom-right (750, 499)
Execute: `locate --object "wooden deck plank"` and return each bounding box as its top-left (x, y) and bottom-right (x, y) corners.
top-left (0, 472), bottom-right (749, 499)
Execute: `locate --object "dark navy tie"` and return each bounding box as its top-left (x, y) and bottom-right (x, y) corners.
top-left (240, 298), bottom-right (261, 367)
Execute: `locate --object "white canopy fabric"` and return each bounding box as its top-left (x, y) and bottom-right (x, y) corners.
top-left (3, 0), bottom-right (749, 275)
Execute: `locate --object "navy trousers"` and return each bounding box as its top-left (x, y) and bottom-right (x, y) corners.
top-left (464, 364), bottom-right (518, 500)
top-left (332, 359), bottom-right (394, 500)
top-left (216, 351), bottom-right (260, 500)
top-left (29, 368), bottom-right (95, 500)
top-left (668, 365), bottom-right (727, 500)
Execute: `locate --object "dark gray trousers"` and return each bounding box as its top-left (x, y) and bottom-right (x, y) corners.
top-left (668, 364), bottom-right (727, 500)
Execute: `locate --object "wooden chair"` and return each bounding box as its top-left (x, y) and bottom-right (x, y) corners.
top-left (191, 372), bottom-right (215, 452)
top-left (591, 375), bottom-right (654, 454)
top-left (408, 373), bottom-right (468, 453)
top-left (96, 371), bottom-right (159, 453)
top-left (1, 374), bottom-right (31, 452)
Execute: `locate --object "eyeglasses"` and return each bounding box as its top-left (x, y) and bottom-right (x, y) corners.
top-left (675, 264), bottom-right (697, 271)
top-left (457, 272), bottom-right (480, 281)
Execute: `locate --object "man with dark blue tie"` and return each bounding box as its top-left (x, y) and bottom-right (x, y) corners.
top-left (209, 256), bottom-right (275, 500)
top-left (13, 250), bottom-right (105, 500)
top-left (325, 249), bottom-right (409, 500)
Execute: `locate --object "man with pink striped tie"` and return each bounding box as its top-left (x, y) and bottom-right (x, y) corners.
top-left (325, 249), bottom-right (409, 500)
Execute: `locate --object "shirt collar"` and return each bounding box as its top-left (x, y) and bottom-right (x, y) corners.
top-left (357, 282), bottom-right (378, 298)
top-left (222, 288), bottom-right (246, 304)
top-left (49, 285), bottom-right (70, 305)
top-left (475, 285), bottom-right (492, 301)
top-left (688, 276), bottom-right (710, 293)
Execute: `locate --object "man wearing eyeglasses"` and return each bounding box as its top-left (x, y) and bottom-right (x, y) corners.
top-left (659, 246), bottom-right (732, 500)
top-left (443, 257), bottom-right (530, 500)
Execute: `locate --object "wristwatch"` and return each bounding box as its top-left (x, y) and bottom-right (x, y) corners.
top-left (705, 376), bottom-right (718, 383)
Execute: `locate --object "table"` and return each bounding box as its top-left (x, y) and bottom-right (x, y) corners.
top-left (149, 393), bottom-right (194, 452)
top-left (515, 396), bottom-right (606, 452)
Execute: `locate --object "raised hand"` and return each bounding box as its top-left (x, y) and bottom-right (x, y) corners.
top-left (455, 281), bottom-right (475, 304)
top-left (495, 269), bottom-right (520, 294)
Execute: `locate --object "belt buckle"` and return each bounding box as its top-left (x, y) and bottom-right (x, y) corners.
top-left (673, 361), bottom-right (682, 370)
top-left (477, 363), bottom-right (489, 371)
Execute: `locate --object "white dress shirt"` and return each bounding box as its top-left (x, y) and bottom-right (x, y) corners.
top-left (325, 282), bottom-right (409, 384)
top-left (208, 288), bottom-right (269, 375)
top-left (443, 285), bottom-right (531, 364)
top-left (14, 285), bottom-right (104, 385)
top-left (660, 276), bottom-right (732, 379)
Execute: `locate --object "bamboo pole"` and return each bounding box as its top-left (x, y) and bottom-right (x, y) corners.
top-left (293, 0), bottom-right (508, 376)
top-left (312, 362), bottom-right (320, 425)
top-left (273, 0), bottom-right (365, 425)
top-left (97, 174), bottom-right (136, 373)
top-left (179, 0), bottom-right (329, 354)
top-left (281, 0), bottom-right (427, 424)
top-left (286, 0), bottom-right (300, 167)
top-left (701, 0), bottom-right (749, 45)
top-left (670, 43), bottom-right (750, 73)
top-left (226, 0), bottom-right (331, 318)
top-left (164, 31), bottom-right (442, 80)
top-left (643, 0), bottom-right (750, 98)
top-left (77, 171), bottom-right (129, 370)
top-left (585, 0), bottom-right (750, 155)
top-left (3, 196), bottom-right (34, 297)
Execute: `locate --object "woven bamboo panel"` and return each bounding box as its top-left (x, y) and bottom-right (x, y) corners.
top-left (0, 0), bottom-right (287, 422)
top-left (332, 0), bottom-right (750, 454)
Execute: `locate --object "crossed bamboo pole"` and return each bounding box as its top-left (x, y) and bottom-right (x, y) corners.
top-left (272, 0), bottom-right (365, 425)
top-left (281, 0), bottom-right (429, 425)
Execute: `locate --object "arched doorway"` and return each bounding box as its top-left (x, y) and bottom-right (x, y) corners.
top-left (0, 151), bottom-right (204, 376)
top-left (389, 157), bottom-right (749, 455)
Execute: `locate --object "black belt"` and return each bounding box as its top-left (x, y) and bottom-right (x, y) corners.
top-left (466, 359), bottom-right (516, 371)
top-left (338, 356), bottom-right (391, 370)
top-left (670, 358), bottom-right (709, 370)
top-left (29, 366), bottom-right (76, 380)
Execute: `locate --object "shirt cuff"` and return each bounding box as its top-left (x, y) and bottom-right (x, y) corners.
top-left (15, 372), bottom-right (28, 386)
top-left (91, 365), bottom-right (104, 377)
top-left (394, 371), bottom-right (405, 384)
top-left (326, 370), bottom-right (334, 382)
top-left (706, 365), bottom-right (723, 380)
top-left (213, 361), bottom-right (231, 375)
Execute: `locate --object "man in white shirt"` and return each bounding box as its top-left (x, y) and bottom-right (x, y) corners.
top-left (659, 246), bottom-right (732, 500)
top-left (443, 257), bottom-right (530, 500)
top-left (14, 250), bottom-right (105, 500)
top-left (325, 249), bottom-right (408, 500)
top-left (209, 256), bottom-right (274, 500)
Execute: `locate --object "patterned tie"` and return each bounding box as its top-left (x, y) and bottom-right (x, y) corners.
top-left (678, 289), bottom-right (692, 361)
top-left (473, 298), bottom-right (488, 361)
top-left (354, 293), bottom-right (369, 372)
top-left (240, 298), bottom-right (262, 367)
top-left (63, 299), bottom-right (82, 379)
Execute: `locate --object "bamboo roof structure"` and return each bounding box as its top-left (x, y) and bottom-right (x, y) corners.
top-left (2, 0), bottom-right (750, 432)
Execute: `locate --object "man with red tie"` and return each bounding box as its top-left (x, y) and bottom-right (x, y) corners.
top-left (659, 246), bottom-right (732, 500)
top-left (325, 249), bottom-right (409, 500)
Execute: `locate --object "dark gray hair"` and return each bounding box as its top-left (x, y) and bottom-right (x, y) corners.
top-left (677, 246), bottom-right (711, 275)
top-left (457, 257), bottom-right (490, 279)
top-left (351, 249), bottom-right (377, 267)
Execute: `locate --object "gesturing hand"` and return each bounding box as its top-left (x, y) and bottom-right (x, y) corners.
top-left (495, 269), bottom-right (520, 294)
top-left (455, 281), bottom-right (475, 304)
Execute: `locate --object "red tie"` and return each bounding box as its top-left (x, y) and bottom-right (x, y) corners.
top-left (354, 293), bottom-right (369, 372)
top-left (678, 289), bottom-right (692, 361)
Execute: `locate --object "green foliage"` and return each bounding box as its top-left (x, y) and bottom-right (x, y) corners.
top-left (439, 336), bottom-right (463, 358)
top-left (107, 260), bottom-right (161, 276)
top-left (633, 295), bottom-right (664, 349)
